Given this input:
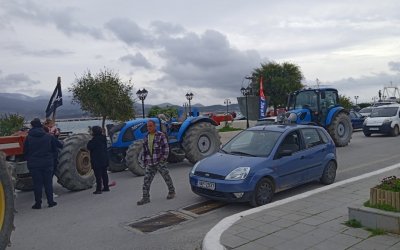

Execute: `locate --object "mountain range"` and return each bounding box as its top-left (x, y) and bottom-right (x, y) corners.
top-left (0, 93), bottom-right (239, 120)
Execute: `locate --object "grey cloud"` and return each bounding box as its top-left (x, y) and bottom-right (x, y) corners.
top-left (4, 44), bottom-right (72, 57)
top-left (120, 53), bottom-right (153, 69)
top-left (4, 1), bottom-right (103, 39)
top-left (389, 61), bottom-right (400, 72)
top-left (327, 72), bottom-right (400, 102)
top-left (150, 21), bottom-right (185, 36)
top-left (0, 73), bottom-right (40, 89)
top-left (105, 18), bottom-right (154, 47)
top-left (157, 29), bottom-right (261, 98)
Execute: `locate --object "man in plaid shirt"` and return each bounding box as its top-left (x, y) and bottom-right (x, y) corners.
top-left (137, 120), bottom-right (176, 205)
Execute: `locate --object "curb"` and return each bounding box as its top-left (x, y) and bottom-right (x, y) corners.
top-left (202, 163), bottom-right (400, 250)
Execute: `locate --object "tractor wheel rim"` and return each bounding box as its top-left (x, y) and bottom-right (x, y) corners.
top-left (337, 123), bottom-right (346, 137)
top-left (198, 135), bottom-right (211, 154)
top-left (138, 151), bottom-right (145, 169)
top-left (0, 182), bottom-right (5, 230)
top-left (76, 149), bottom-right (92, 176)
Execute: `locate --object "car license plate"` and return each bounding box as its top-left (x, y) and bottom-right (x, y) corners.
top-left (197, 180), bottom-right (215, 190)
top-left (369, 128), bottom-right (379, 131)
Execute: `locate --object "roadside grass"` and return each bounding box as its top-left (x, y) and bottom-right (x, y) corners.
top-left (344, 219), bottom-right (387, 237)
top-left (218, 126), bottom-right (243, 132)
top-left (364, 200), bottom-right (400, 212)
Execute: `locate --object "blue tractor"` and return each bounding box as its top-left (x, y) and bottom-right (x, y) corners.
top-left (284, 87), bottom-right (353, 146)
top-left (106, 116), bottom-right (221, 175)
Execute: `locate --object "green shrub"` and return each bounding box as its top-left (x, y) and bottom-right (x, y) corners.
top-left (375, 176), bottom-right (400, 192)
top-left (0, 113), bottom-right (25, 136)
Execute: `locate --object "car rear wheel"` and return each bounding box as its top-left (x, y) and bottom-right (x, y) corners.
top-left (250, 178), bottom-right (274, 207)
top-left (320, 161), bottom-right (337, 185)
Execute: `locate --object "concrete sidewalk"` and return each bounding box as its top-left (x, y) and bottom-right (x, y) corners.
top-left (203, 164), bottom-right (400, 250)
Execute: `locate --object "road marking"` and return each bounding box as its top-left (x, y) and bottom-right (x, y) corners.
top-left (202, 162), bottom-right (400, 250)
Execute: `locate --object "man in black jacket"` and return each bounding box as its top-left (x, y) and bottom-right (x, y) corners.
top-left (24, 118), bottom-right (61, 209)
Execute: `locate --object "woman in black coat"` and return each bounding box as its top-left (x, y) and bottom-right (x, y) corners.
top-left (87, 126), bottom-right (109, 194)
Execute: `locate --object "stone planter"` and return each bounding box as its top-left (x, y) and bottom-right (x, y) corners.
top-left (370, 188), bottom-right (400, 211)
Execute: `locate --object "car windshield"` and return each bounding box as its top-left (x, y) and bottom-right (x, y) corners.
top-left (370, 107), bottom-right (399, 117)
top-left (221, 130), bottom-right (282, 157)
top-left (359, 107), bottom-right (372, 113)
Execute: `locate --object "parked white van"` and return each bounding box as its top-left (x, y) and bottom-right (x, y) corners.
top-left (363, 104), bottom-right (400, 137)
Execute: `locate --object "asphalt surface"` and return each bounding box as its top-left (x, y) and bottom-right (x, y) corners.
top-left (8, 128), bottom-right (400, 250)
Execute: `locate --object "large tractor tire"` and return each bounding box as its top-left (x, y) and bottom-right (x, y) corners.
top-left (56, 134), bottom-right (94, 191)
top-left (0, 152), bottom-right (15, 250)
top-left (15, 176), bottom-right (33, 191)
top-left (327, 112), bottom-right (353, 147)
top-left (182, 122), bottom-right (221, 164)
top-left (107, 149), bottom-right (127, 172)
top-left (125, 140), bottom-right (145, 176)
top-left (167, 148), bottom-right (186, 163)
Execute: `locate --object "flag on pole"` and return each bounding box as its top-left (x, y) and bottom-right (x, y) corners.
top-left (259, 76), bottom-right (267, 118)
top-left (45, 77), bottom-right (63, 118)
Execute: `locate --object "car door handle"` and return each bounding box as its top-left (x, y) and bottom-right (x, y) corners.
top-left (300, 155), bottom-right (305, 159)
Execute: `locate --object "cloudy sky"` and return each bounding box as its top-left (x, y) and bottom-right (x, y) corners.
top-left (1, 0), bottom-right (400, 105)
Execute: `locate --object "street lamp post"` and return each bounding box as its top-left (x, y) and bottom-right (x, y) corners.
top-left (354, 96), bottom-right (359, 106)
top-left (224, 98), bottom-right (231, 124)
top-left (185, 92), bottom-right (194, 116)
top-left (183, 102), bottom-right (188, 117)
top-left (136, 88), bottom-right (148, 118)
top-left (241, 86), bottom-right (252, 128)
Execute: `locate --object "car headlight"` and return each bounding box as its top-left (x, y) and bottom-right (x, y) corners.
top-left (225, 167), bottom-right (250, 180)
top-left (190, 161), bottom-right (201, 175)
top-left (383, 119), bottom-right (391, 124)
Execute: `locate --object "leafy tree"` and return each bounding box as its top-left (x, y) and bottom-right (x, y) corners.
top-left (250, 62), bottom-right (303, 114)
top-left (0, 113), bottom-right (25, 136)
top-left (70, 68), bottom-right (134, 128)
top-left (148, 106), bottom-right (178, 119)
top-left (339, 95), bottom-right (352, 110)
top-left (358, 102), bottom-right (371, 109)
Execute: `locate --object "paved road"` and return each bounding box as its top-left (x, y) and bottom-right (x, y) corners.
top-left (8, 130), bottom-right (400, 250)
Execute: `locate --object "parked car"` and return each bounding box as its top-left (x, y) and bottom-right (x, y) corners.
top-left (359, 107), bottom-right (373, 117)
top-left (349, 110), bottom-right (365, 129)
top-left (189, 124), bottom-right (337, 207)
top-left (363, 104), bottom-right (400, 137)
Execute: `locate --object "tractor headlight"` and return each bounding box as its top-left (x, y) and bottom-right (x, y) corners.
top-left (225, 167), bottom-right (250, 180)
top-left (111, 131), bottom-right (120, 143)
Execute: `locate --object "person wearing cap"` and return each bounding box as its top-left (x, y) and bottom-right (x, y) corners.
top-left (23, 118), bottom-right (60, 209)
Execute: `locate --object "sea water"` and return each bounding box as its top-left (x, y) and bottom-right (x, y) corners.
top-left (56, 119), bottom-right (115, 134)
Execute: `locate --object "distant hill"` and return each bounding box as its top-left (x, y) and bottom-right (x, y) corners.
top-left (0, 93), bottom-right (239, 120)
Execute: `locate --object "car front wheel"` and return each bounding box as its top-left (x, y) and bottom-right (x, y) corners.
top-left (320, 161), bottom-right (337, 185)
top-left (250, 178), bottom-right (274, 207)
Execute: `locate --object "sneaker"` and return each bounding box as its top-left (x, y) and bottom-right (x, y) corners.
top-left (93, 190), bottom-right (102, 194)
top-left (32, 203), bottom-right (41, 209)
top-left (137, 198), bottom-right (150, 205)
top-left (48, 202), bottom-right (57, 208)
top-left (166, 192), bottom-right (176, 200)
top-left (102, 188), bottom-right (110, 192)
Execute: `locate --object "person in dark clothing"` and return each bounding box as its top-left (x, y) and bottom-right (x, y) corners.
top-left (87, 126), bottom-right (109, 194)
top-left (23, 118), bottom-right (60, 209)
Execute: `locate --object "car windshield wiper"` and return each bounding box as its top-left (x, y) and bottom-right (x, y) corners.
top-left (219, 148), bottom-right (229, 154)
top-left (230, 151), bottom-right (257, 157)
